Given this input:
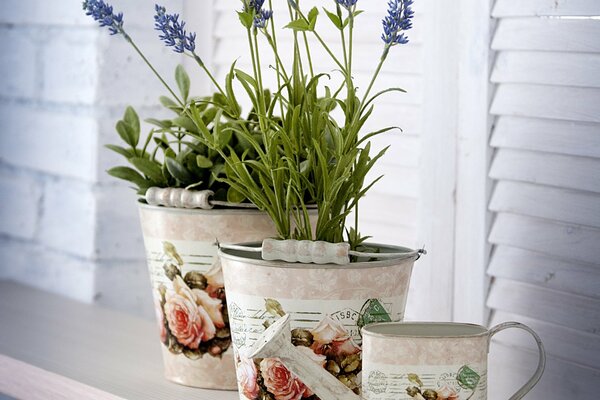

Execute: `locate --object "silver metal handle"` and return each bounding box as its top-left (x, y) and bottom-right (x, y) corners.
top-left (488, 322), bottom-right (546, 400)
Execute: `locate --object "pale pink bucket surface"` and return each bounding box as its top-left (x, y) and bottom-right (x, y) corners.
top-left (219, 243), bottom-right (420, 400)
top-left (138, 204), bottom-right (277, 390)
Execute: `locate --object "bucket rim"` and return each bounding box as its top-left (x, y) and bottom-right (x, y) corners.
top-left (137, 199), bottom-right (271, 216)
top-left (218, 241), bottom-right (420, 269)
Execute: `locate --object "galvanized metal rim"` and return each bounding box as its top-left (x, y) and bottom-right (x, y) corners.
top-left (138, 200), bottom-right (275, 216)
top-left (218, 242), bottom-right (420, 270)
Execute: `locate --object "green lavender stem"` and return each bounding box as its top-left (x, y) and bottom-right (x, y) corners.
top-left (123, 33), bottom-right (184, 107)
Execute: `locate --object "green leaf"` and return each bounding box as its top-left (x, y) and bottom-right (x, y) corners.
top-left (165, 157), bottom-right (193, 183)
top-left (175, 64), bottom-right (190, 101)
top-left (225, 61), bottom-right (241, 118)
top-left (172, 116), bottom-right (199, 134)
top-left (237, 11), bottom-right (253, 29)
top-left (159, 96), bottom-right (180, 111)
top-left (107, 166), bottom-right (147, 188)
top-left (227, 187), bottom-right (245, 204)
top-left (115, 120), bottom-right (137, 148)
top-left (105, 144), bottom-right (134, 159)
top-left (323, 8), bottom-right (342, 29)
top-left (285, 18), bottom-right (310, 31)
top-left (145, 118), bottom-right (173, 129)
top-left (123, 106), bottom-right (140, 145)
top-left (235, 69), bottom-right (258, 90)
top-left (362, 87), bottom-right (407, 114)
top-left (130, 157), bottom-right (167, 185)
top-left (209, 163), bottom-right (225, 186)
top-left (216, 129), bottom-right (233, 150)
top-left (202, 107), bottom-right (218, 125)
top-left (307, 7), bottom-right (319, 31)
top-left (182, 140), bottom-right (208, 154)
top-left (196, 155), bottom-right (213, 169)
top-left (153, 135), bottom-right (171, 150)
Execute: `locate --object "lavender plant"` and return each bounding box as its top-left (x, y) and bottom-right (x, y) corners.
top-left (84, 0), bottom-right (414, 248)
top-left (83, 0), bottom-right (252, 202)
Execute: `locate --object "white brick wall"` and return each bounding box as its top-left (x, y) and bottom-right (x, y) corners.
top-left (0, 171), bottom-right (42, 240)
top-left (41, 29), bottom-right (100, 104)
top-left (0, 27), bottom-right (37, 99)
top-left (0, 104), bottom-right (98, 181)
top-left (0, 0), bottom-right (94, 26)
top-left (0, 238), bottom-right (96, 303)
top-left (0, 0), bottom-right (203, 316)
top-left (38, 177), bottom-right (97, 258)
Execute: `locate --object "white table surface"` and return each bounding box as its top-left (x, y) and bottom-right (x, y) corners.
top-left (0, 281), bottom-right (239, 400)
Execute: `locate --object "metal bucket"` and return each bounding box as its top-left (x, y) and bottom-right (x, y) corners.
top-left (138, 204), bottom-right (278, 390)
top-left (219, 243), bottom-right (420, 399)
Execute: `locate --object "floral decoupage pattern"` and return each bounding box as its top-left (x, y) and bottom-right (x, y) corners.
top-left (403, 366), bottom-right (483, 400)
top-left (235, 298), bottom-right (374, 400)
top-left (364, 363), bottom-right (486, 400)
top-left (154, 241), bottom-right (231, 359)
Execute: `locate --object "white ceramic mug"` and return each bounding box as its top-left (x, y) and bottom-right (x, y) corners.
top-left (361, 322), bottom-right (546, 400)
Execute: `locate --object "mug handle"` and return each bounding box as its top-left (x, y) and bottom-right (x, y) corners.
top-left (488, 322), bottom-right (546, 400)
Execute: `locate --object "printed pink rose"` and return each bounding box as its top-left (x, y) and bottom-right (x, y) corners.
top-left (173, 275), bottom-right (225, 328)
top-left (237, 357), bottom-right (260, 400)
top-left (172, 275), bottom-right (196, 302)
top-left (310, 316), bottom-right (361, 357)
top-left (164, 292), bottom-right (216, 349)
top-left (165, 276), bottom-right (216, 348)
top-left (436, 386), bottom-right (459, 400)
top-left (193, 288), bottom-right (225, 328)
top-left (260, 358), bottom-right (311, 400)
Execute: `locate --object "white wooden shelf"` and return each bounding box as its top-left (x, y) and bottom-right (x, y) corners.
top-left (0, 281), bottom-right (239, 400)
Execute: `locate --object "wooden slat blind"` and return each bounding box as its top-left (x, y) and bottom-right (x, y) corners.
top-left (487, 0), bottom-right (600, 397)
top-left (210, 0), bottom-right (425, 248)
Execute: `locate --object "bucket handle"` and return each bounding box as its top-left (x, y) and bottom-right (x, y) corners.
top-left (218, 239), bottom-right (426, 265)
top-left (488, 322), bottom-right (546, 400)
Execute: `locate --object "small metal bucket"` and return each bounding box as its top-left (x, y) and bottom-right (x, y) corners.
top-left (138, 204), bottom-right (277, 389)
top-left (218, 243), bottom-right (421, 400)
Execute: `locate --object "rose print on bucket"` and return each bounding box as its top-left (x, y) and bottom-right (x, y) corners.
top-left (260, 358), bottom-right (313, 400)
top-left (233, 298), bottom-right (369, 399)
top-left (237, 356), bottom-right (260, 399)
top-left (155, 242), bottom-right (232, 358)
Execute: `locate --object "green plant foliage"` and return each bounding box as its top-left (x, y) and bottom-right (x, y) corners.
top-left (179, 1), bottom-right (406, 247)
top-left (97, 0), bottom-right (414, 249)
top-left (106, 66), bottom-right (258, 202)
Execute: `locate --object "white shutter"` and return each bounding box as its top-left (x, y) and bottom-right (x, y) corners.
top-left (487, 0), bottom-right (600, 398)
top-left (211, 1), bottom-right (425, 248)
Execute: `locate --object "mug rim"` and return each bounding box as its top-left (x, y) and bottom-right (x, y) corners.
top-left (362, 322), bottom-right (489, 339)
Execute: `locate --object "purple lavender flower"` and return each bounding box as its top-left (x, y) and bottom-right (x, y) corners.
top-left (381, 0), bottom-right (414, 46)
top-left (154, 4), bottom-right (196, 53)
top-left (336, 0), bottom-right (359, 10)
top-left (82, 0), bottom-right (124, 35)
top-left (242, 0), bottom-right (272, 29)
top-left (249, 0), bottom-right (266, 12)
top-left (254, 9), bottom-right (273, 29)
